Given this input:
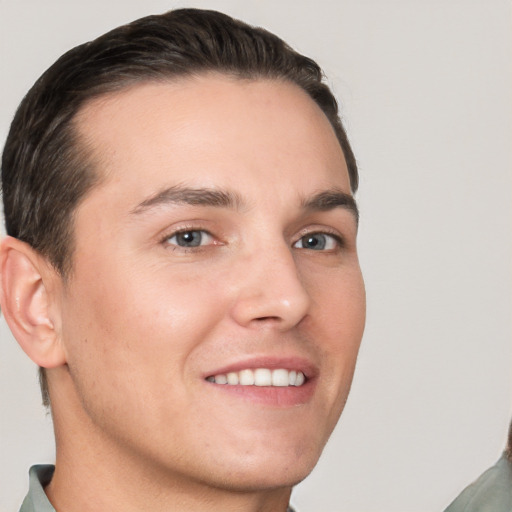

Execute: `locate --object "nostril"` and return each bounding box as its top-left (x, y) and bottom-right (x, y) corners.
top-left (255, 316), bottom-right (280, 322)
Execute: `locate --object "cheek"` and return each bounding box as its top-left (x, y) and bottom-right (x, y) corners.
top-left (59, 263), bottom-right (233, 443)
top-left (309, 264), bottom-right (366, 340)
top-left (307, 266), bottom-right (365, 405)
top-left (61, 260), bottom-right (231, 381)
top-left (329, 271), bottom-right (365, 376)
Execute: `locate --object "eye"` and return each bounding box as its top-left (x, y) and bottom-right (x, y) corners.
top-left (293, 233), bottom-right (340, 251)
top-left (165, 230), bottom-right (214, 248)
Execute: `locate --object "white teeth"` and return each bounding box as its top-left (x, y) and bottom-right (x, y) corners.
top-left (272, 368), bottom-right (289, 387)
top-left (295, 371), bottom-right (305, 386)
top-left (207, 368), bottom-right (306, 387)
top-left (214, 374), bottom-right (228, 385)
top-left (227, 372), bottom-right (239, 385)
top-left (254, 368), bottom-right (272, 386)
top-left (239, 369), bottom-right (255, 385)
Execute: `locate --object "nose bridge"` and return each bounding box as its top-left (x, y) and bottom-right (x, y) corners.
top-left (230, 236), bottom-right (311, 329)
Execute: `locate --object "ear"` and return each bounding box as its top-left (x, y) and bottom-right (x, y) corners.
top-left (0, 236), bottom-right (66, 368)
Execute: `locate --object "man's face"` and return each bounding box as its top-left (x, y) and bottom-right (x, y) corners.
top-left (55, 75), bottom-right (365, 490)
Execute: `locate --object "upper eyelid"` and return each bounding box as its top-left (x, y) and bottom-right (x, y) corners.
top-left (295, 231), bottom-right (343, 243)
top-left (159, 224), bottom-right (213, 241)
top-left (166, 228), bottom-right (211, 237)
top-left (168, 227), bottom-right (211, 236)
top-left (293, 226), bottom-right (345, 242)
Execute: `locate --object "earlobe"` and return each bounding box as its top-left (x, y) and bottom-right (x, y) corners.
top-left (0, 236), bottom-right (66, 368)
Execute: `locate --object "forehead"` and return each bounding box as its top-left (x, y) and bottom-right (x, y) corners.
top-left (74, 74), bottom-right (350, 208)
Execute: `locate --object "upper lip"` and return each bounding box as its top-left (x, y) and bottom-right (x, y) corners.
top-left (204, 356), bottom-right (318, 380)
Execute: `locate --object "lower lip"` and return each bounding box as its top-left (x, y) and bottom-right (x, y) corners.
top-left (205, 379), bottom-right (316, 407)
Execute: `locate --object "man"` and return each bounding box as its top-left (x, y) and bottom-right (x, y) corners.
top-left (0, 9), bottom-right (365, 512)
top-left (444, 421), bottom-right (512, 512)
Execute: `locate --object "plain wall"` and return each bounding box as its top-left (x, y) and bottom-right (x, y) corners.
top-left (1, 1), bottom-right (511, 511)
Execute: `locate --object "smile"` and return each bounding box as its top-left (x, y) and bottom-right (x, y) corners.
top-left (206, 368), bottom-right (306, 387)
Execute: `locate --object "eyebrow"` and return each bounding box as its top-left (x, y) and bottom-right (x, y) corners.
top-left (131, 185), bottom-right (358, 223)
top-left (131, 185), bottom-right (243, 214)
top-left (301, 189), bottom-right (359, 223)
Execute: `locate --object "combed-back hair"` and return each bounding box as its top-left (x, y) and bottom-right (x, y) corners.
top-left (1, 8), bottom-right (358, 407)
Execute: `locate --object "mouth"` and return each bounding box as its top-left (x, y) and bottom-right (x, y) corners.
top-left (206, 368), bottom-right (306, 387)
top-left (203, 359), bottom-right (316, 407)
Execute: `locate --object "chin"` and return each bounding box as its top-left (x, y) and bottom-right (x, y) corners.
top-left (207, 466), bottom-right (313, 493)
top-left (196, 441), bottom-right (324, 493)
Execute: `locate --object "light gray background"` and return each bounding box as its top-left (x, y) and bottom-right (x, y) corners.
top-left (1, 1), bottom-right (511, 511)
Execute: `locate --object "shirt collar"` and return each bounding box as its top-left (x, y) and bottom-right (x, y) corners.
top-left (19, 465), bottom-right (55, 512)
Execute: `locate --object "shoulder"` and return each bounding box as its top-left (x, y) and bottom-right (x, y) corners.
top-left (444, 454), bottom-right (512, 512)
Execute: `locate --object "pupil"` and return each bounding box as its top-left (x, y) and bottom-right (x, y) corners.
top-left (177, 231), bottom-right (201, 247)
top-left (304, 234), bottom-right (325, 250)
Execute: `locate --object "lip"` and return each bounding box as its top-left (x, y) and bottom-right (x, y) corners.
top-left (203, 356), bottom-right (318, 407)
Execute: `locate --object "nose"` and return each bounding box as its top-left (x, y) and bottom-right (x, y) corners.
top-left (230, 243), bottom-right (311, 330)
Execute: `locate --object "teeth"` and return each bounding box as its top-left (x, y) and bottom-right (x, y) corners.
top-left (227, 372), bottom-right (239, 385)
top-left (295, 371), bottom-right (305, 386)
top-left (207, 368), bottom-right (306, 387)
top-left (239, 369), bottom-right (255, 385)
top-left (254, 368), bottom-right (272, 386)
top-left (272, 368), bottom-right (289, 387)
top-left (215, 374), bottom-right (227, 385)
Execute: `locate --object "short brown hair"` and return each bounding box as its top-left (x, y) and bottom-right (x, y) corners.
top-left (2, 8), bottom-right (358, 407)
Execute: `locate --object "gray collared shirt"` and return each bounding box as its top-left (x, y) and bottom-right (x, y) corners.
top-left (19, 464), bottom-right (297, 511)
top-left (19, 465), bottom-right (55, 512)
top-left (444, 453), bottom-right (512, 512)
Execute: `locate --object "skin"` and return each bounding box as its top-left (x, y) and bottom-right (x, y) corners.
top-left (15, 75), bottom-right (366, 511)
